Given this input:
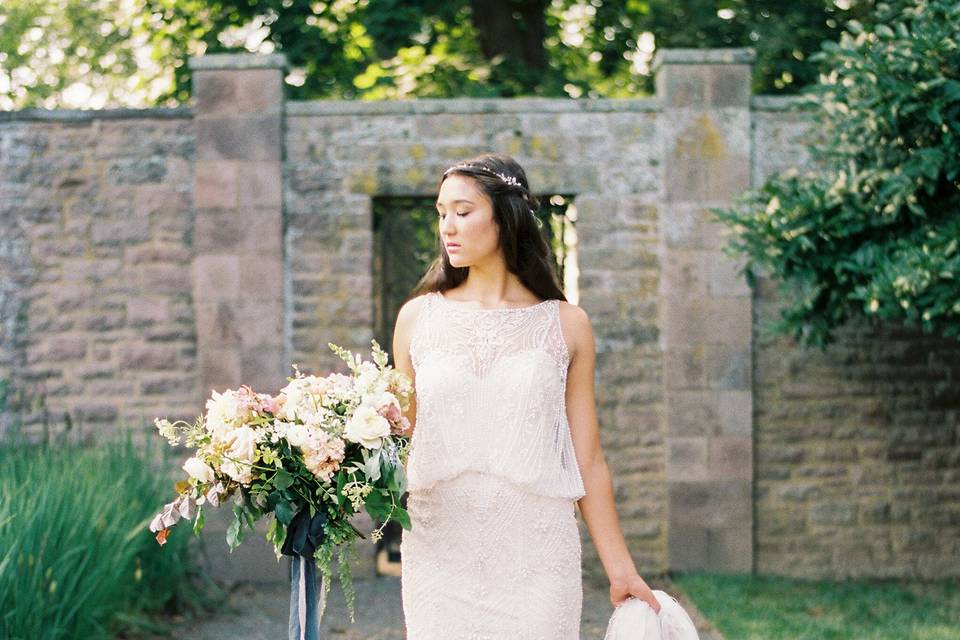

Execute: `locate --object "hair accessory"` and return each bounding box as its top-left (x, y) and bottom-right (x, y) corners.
top-left (444, 163), bottom-right (523, 190)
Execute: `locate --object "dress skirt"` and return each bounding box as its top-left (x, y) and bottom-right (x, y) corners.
top-left (400, 470), bottom-right (582, 640)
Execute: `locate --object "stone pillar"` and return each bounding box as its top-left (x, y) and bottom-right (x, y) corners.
top-left (189, 53), bottom-right (287, 397)
top-left (654, 48), bottom-right (755, 572)
top-left (188, 52), bottom-right (288, 582)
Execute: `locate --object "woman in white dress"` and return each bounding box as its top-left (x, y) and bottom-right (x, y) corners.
top-left (392, 153), bottom-right (662, 639)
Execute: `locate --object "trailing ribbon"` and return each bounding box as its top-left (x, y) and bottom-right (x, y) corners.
top-left (282, 508), bottom-right (329, 640)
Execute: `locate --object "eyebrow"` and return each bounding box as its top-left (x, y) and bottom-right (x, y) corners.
top-left (435, 198), bottom-right (475, 209)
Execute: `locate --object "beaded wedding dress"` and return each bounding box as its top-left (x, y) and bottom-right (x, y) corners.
top-left (400, 290), bottom-right (586, 639)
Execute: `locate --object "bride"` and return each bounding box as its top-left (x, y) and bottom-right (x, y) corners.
top-left (391, 152), bottom-right (663, 638)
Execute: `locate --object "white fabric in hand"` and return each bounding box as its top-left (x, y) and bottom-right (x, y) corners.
top-left (603, 590), bottom-right (701, 640)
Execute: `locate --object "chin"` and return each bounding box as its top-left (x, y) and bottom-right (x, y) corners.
top-left (447, 255), bottom-right (467, 268)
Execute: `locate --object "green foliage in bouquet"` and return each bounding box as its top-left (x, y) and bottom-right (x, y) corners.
top-left (151, 340), bottom-right (413, 621)
top-left (711, 0), bottom-right (960, 349)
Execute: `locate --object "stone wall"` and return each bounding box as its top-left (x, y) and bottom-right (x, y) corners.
top-left (1, 49), bottom-right (957, 582)
top-left (0, 110), bottom-right (197, 436)
top-left (751, 99), bottom-right (960, 578)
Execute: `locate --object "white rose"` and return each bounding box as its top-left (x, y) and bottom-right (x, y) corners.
top-left (182, 456), bottom-right (215, 484)
top-left (343, 405), bottom-right (390, 449)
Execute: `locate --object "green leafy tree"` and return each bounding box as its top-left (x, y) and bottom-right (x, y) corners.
top-left (3, 0), bottom-right (881, 108)
top-left (712, 0), bottom-right (960, 349)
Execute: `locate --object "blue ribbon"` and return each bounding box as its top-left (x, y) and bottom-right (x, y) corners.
top-left (282, 508), bottom-right (328, 640)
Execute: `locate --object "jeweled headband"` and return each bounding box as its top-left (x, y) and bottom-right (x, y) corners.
top-left (442, 163), bottom-right (523, 190)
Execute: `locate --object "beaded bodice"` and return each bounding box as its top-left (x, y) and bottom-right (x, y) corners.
top-left (406, 291), bottom-right (586, 500)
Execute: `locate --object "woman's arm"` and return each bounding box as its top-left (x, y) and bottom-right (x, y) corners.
top-left (392, 296), bottom-right (423, 438)
top-left (560, 302), bottom-right (661, 612)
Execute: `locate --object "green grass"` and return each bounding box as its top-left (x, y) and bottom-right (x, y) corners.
top-left (673, 571), bottom-right (960, 639)
top-left (0, 436), bottom-right (206, 640)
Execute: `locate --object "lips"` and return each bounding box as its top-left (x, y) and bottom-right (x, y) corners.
top-left (446, 243), bottom-right (461, 250)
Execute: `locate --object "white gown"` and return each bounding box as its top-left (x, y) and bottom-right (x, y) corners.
top-left (400, 290), bottom-right (586, 639)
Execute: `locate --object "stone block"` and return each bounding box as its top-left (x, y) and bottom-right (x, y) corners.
top-left (238, 161), bottom-right (282, 208)
top-left (196, 116), bottom-right (282, 162)
top-left (668, 524), bottom-right (708, 571)
top-left (707, 251), bottom-right (751, 296)
top-left (73, 403), bottom-right (119, 424)
top-left (709, 65), bottom-right (752, 107)
top-left (662, 251), bottom-right (712, 304)
top-left (117, 344), bottom-right (179, 370)
top-left (664, 346), bottom-right (706, 390)
top-left (656, 65), bottom-right (707, 108)
top-left (706, 525), bottom-right (752, 571)
top-left (238, 253), bottom-right (283, 298)
top-left (717, 390), bottom-right (752, 436)
top-left (241, 348), bottom-right (287, 392)
top-left (666, 390), bottom-right (719, 437)
top-left (705, 155), bottom-right (751, 201)
top-left (242, 208), bottom-right (283, 256)
top-left (703, 344), bottom-right (751, 390)
top-left (809, 502), bottom-right (858, 525)
top-left (47, 336), bottom-right (88, 360)
top-left (669, 479), bottom-right (751, 527)
top-left (195, 161), bottom-right (239, 209)
top-left (666, 437), bottom-right (708, 481)
top-left (139, 264), bottom-right (193, 294)
top-left (198, 346), bottom-right (242, 394)
top-left (90, 218), bottom-right (152, 246)
top-left (193, 254), bottom-right (240, 303)
top-left (194, 209), bottom-right (245, 252)
top-left (141, 375), bottom-right (195, 396)
top-left (664, 154), bottom-right (706, 203)
top-left (192, 70), bottom-right (239, 114)
top-left (125, 244), bottom-right (192, 265)
top-left (236, 300), bottom-right (284, 349)
top-left (705, 296), bottom-right (753, 346)
top-left (195, 301), bottom-right (242, 348)
top-left (708, 436), bottom-right (752, 480)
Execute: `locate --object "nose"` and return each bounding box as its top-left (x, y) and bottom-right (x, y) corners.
top-left (439, 213), bottom-right (456, 236)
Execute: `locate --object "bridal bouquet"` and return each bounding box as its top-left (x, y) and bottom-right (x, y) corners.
top-left (149, 340), bottom-right (413, 624)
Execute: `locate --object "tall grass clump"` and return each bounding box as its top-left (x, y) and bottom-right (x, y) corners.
top-left (0, 436), bottom-right (201, 639)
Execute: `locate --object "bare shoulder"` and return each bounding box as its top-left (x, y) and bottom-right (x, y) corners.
top-left (557, 300), bottom-right (594, 360)
top-left (394, 293), bottom-right (430, 342)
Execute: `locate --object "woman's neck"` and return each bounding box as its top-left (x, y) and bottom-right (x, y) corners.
top-left (451, 267), bottom-right (533, 305)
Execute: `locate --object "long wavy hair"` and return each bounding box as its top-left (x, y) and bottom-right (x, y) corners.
top-left (410, 153), bottom-right (566, 302)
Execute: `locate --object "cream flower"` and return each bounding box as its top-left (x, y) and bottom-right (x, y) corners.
top-left (182, 456), bottom-right (215, 484)
top-left (205, 389), bottom-right (248, 441)
top-left (343, 404), bottom-right (390, 449)
top-left (220, 426), bottom-right (258, 485)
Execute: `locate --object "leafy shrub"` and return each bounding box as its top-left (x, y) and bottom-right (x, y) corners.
top-left (712, 0), bottom-right (960, 349)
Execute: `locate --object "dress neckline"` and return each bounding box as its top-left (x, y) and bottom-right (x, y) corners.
top-left (435, 290), bottom-right (553, 312)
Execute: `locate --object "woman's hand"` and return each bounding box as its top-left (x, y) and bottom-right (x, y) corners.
top-left (610, 572), bottom-right (661, 614)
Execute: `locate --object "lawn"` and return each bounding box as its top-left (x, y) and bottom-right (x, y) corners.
top-left (673, 571), bottom-right (960, 640)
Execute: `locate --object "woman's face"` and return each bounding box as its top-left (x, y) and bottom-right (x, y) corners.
top-left (435, 175), bottom-right (501, 269)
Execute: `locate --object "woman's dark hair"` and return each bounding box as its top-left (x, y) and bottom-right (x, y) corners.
top-left (410, 153), bottom-right (566, 303)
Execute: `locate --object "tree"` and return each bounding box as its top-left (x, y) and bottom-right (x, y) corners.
top-left (2, 0), bottom-right (881, 108)
top-left (711, 0), bottom-right (960, 349)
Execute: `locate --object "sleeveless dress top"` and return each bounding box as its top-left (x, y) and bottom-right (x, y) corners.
top-left (406, 290), bottom-right (586, 501)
